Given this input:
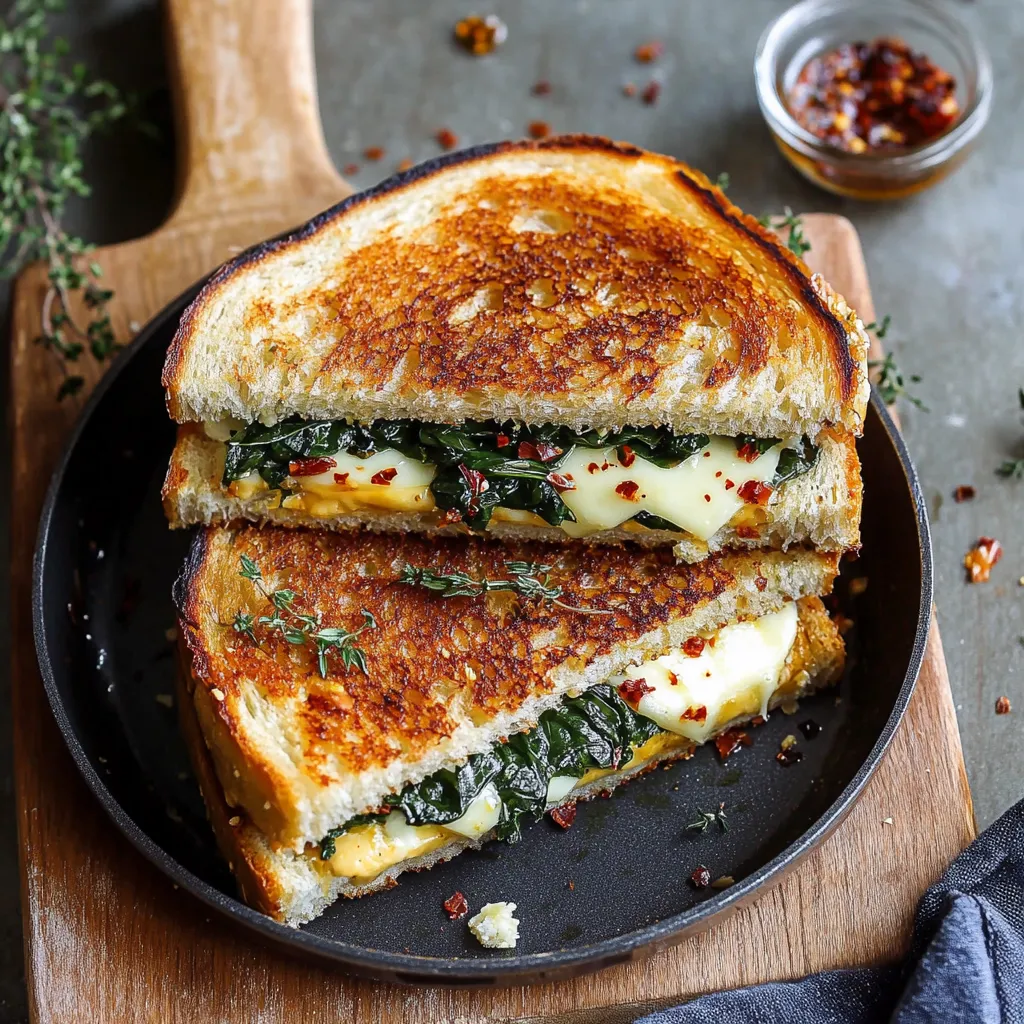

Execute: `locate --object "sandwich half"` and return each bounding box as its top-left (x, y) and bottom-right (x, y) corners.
top-left (174, 526), bottom-right (845, 924)
top-left (162, 135), bottom-right (867, 562)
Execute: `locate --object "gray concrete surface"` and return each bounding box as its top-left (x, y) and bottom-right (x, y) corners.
top-left (2, 1), bottom-right (1022, 1018)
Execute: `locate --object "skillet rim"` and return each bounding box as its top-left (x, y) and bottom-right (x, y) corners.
top-left (31, 285), bottom-right (933, 985)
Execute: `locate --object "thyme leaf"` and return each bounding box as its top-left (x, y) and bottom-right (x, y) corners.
top-left (714, 171), bottom-right (730, 192)
top-left (758, 207), bottom-right (811, 257)
top-left (686, 804), bottom-right (728, 834)
top-left (864, 314), bottom-right (892, 339)
top-left (869, 352), bottom-right (928, 411)
top-left (1, 0), bottom-right (140, 399)
top-left (996, 388), bottom-right (1024, 478)
top-left (397, 561), bottom-right (612, 615)
top-left (232, 557), bottom-right (376, 677)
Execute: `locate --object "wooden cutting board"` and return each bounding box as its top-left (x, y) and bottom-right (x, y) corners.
top-left (9, 1), bottom-right (975, 1020)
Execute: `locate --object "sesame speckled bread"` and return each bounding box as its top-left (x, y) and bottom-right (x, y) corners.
top-left (163, 423), bottom-right (862, 561)
top-left (177, 595), bottom-right (845, 925)
top-left (162, 135), bottom-right (870, 440)
top-left (174, 525), bottom-right (840, 854)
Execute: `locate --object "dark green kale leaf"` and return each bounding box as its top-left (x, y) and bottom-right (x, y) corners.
top-left (318, 684), bottom-right (664, 855)
top-left (631, 511), bottom-right (684, 533)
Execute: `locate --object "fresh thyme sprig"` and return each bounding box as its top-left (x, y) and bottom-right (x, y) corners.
top-left (686, 804), bottom-right (729, 834)
top-left (233, 555), bottom-right (376, 678)
top-left (869, 351), bottom-right (928, 411)
top-left (1, 0), bottom-right (135, 399)
top-left (996, 388), bottom-right (1024, 479)
top-left (397, 560), bottom-right (613, 616)
top-left (714, 171), bottom-right (730, 192)
top-left (758, 207), bottom-right (811, 257)
top-left (863, 314), bottom-right (891, 339)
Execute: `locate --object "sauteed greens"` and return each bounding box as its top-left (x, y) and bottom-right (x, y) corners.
top-left (318, 682), bottom-right (663, 858)
top-left (222, 417), bottom-right (819, 531)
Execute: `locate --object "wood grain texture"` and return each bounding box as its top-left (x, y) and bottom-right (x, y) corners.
top-left (8, 1), bottom-right (975, 1018)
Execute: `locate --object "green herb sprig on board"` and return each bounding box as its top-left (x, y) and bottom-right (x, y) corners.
top-left (1, 0), bottom-right (138, 399)
top-left (397, 560), bottom-right (613, 616)
top-left (869, 351), bottom-right (928, 411)
top-left (758, 207), bottom-right (811, 257)
top-left (996, 388), bottom-right (1024, 479)
top-left (686, 804), bottom-right (729, 834)
top-left (232, 555), bottom-right (376, 678)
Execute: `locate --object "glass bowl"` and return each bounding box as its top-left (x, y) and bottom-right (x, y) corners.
top-left (755, 0), bottom-right (992, 200)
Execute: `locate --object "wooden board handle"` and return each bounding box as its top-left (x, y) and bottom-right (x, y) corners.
top-left (163, 0), bottom-right (347, 226)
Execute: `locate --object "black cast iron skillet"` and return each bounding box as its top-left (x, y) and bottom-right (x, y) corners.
top-left (33, 284), bottom-right (932, 985)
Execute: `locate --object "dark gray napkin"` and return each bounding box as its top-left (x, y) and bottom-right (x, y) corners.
top-left (636, 797), bottom-right (1024, 1024)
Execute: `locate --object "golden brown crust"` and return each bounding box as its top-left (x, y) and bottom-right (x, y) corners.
top-left (163, 135), bottom-right (868, 432)
top-left (174, 527), bottom-right (839, 816)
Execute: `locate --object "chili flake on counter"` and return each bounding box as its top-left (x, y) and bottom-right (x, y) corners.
top-left (787, 37), bottom-right (960, 154)
top-left (964, 536), bottom-right (1003, 583)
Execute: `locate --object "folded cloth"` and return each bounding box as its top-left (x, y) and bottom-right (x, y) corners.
top-left (636, 797), bottom-right (1024, 1024)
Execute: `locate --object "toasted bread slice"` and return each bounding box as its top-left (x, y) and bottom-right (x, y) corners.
top-left (174, 525), bottom-right (840, 853)
top-left (162, 135), bottom-right (869, 440)
top-left (162, 425), bottom-right (862, 561)
top-left (177, 595), bottom-right (845, 925)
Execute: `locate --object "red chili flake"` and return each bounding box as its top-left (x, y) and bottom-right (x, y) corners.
top-left (442, 508), bottom-right (463, 524)
top-left (436, 128), bottom-right (459, 150)
top-left (704, 494), bottom-right (712, 503)
top-left (364, 146), bottom-right (385, 161)
top-left (618, 445), bottom-right (636, 468)
top-left (690, 865), bottom-right (712, 889)
top-left (615, 480), bottom-right (640, 501)
top-left (735, 525), bottom-right (761, 539)
top-left (288, 456), bottom-right (336, 477)
top-left (622, 82), bottom-right (637, 97)
top-left (550, 803), bottom-right (577, 829)
top-left (750, 715), bottom-right (766, 727)
top-left (641, 80), bottom-right (661, 105)
top-left (738, 480), bottom-right (773, 505)
top-left (528, 120), bottom-right (551, 139)
top-left (546, 471), bottom-right (576, 491)
top-left (714, 729), bottom-right (751, 761)
top-left (343, 163), bottom-right (359, 176)
top-left (965, 537), bottom-right (1002, 583)
top-left (459, 464), bottom-right (489, 516)
top-left (519, 440), bottom-right (562, 462)
top-left (587, 462), bottom-right (601, 474)
top-left (681, 705), bottom-right (708, 724)
top-left (754, 576), bottom-right (768, 592)
top-left (737, 443), bottom-right (761, 462)
top-left (703, 450), bottom-right (711, 458)
top-left (453, 14), bottom-right (507, 55)
top-left (532, 80), bottom-right (552, 95)
top-left (667, 671), bottom-right (679, 686)
top-left (996, 696), bottom-right (1012, 715)
top-left (618, 677), bottom-right (655, 704)
top-left (568, 879), bottom-right (575, 891)
top-left (953, 485), bottom-right (976, 503)
top-left (715, 471), bottom-right (722, 478)
top-left (443, 891), bottom-right (469, 919)
top-left (634, 40), bottom-right (664, 64)
top-left (724, 479), bottom-right (735, 490)
top-left (396, 157), bottom-right (414, 172)
top-left (495, 433), bottom-right (511, 448)
top-left (682, 636), bottom-right (706, 658)
top-left (787, 37), bottom-right (961, 155)
top-left (370, 467), bottom-right (398, 486)
top-left (776, 748), bottom-right (804, 767)
top-left (333, 472), bottom-right (350, 486)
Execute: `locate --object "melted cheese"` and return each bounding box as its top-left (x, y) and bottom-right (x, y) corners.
top-left (555, 438), bottom-right (782, 541)
top-left (241, 435), bottom-right (783, 541)
top-left (617, 603), bottom-right (798, 744)
top-left (321, 604), bottom-right (800, 883)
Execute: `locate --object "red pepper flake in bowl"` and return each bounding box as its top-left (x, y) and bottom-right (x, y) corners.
top-left (443, 891), bottom-right (469, 919)
top-left (996, 696), bottom-right (1012, 715)
top-left (787, 37), bottom-right (961, 155)
top-left (953, 485), bottom-right (976, 503)
top-left (453, 14), bottom-right (507, 56)
top-left (965, 537), bottom-right (1002, 583)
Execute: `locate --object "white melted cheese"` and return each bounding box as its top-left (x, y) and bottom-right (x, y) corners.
top-left (443, 783), bottom-right (503, 838)
top-left (555, 438), bottom-right (782, 541)
top-left (297, 448), bottom-right (436, 490)
top-left (616, 603), bottom-right (799, 744)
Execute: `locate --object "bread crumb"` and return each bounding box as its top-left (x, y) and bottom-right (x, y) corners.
top-left (469, 901), bottom-right (519, 949)
top-left (228, 816), bottom-right (241, 827)
top-left (211, 688), bottom-right (225, 702)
